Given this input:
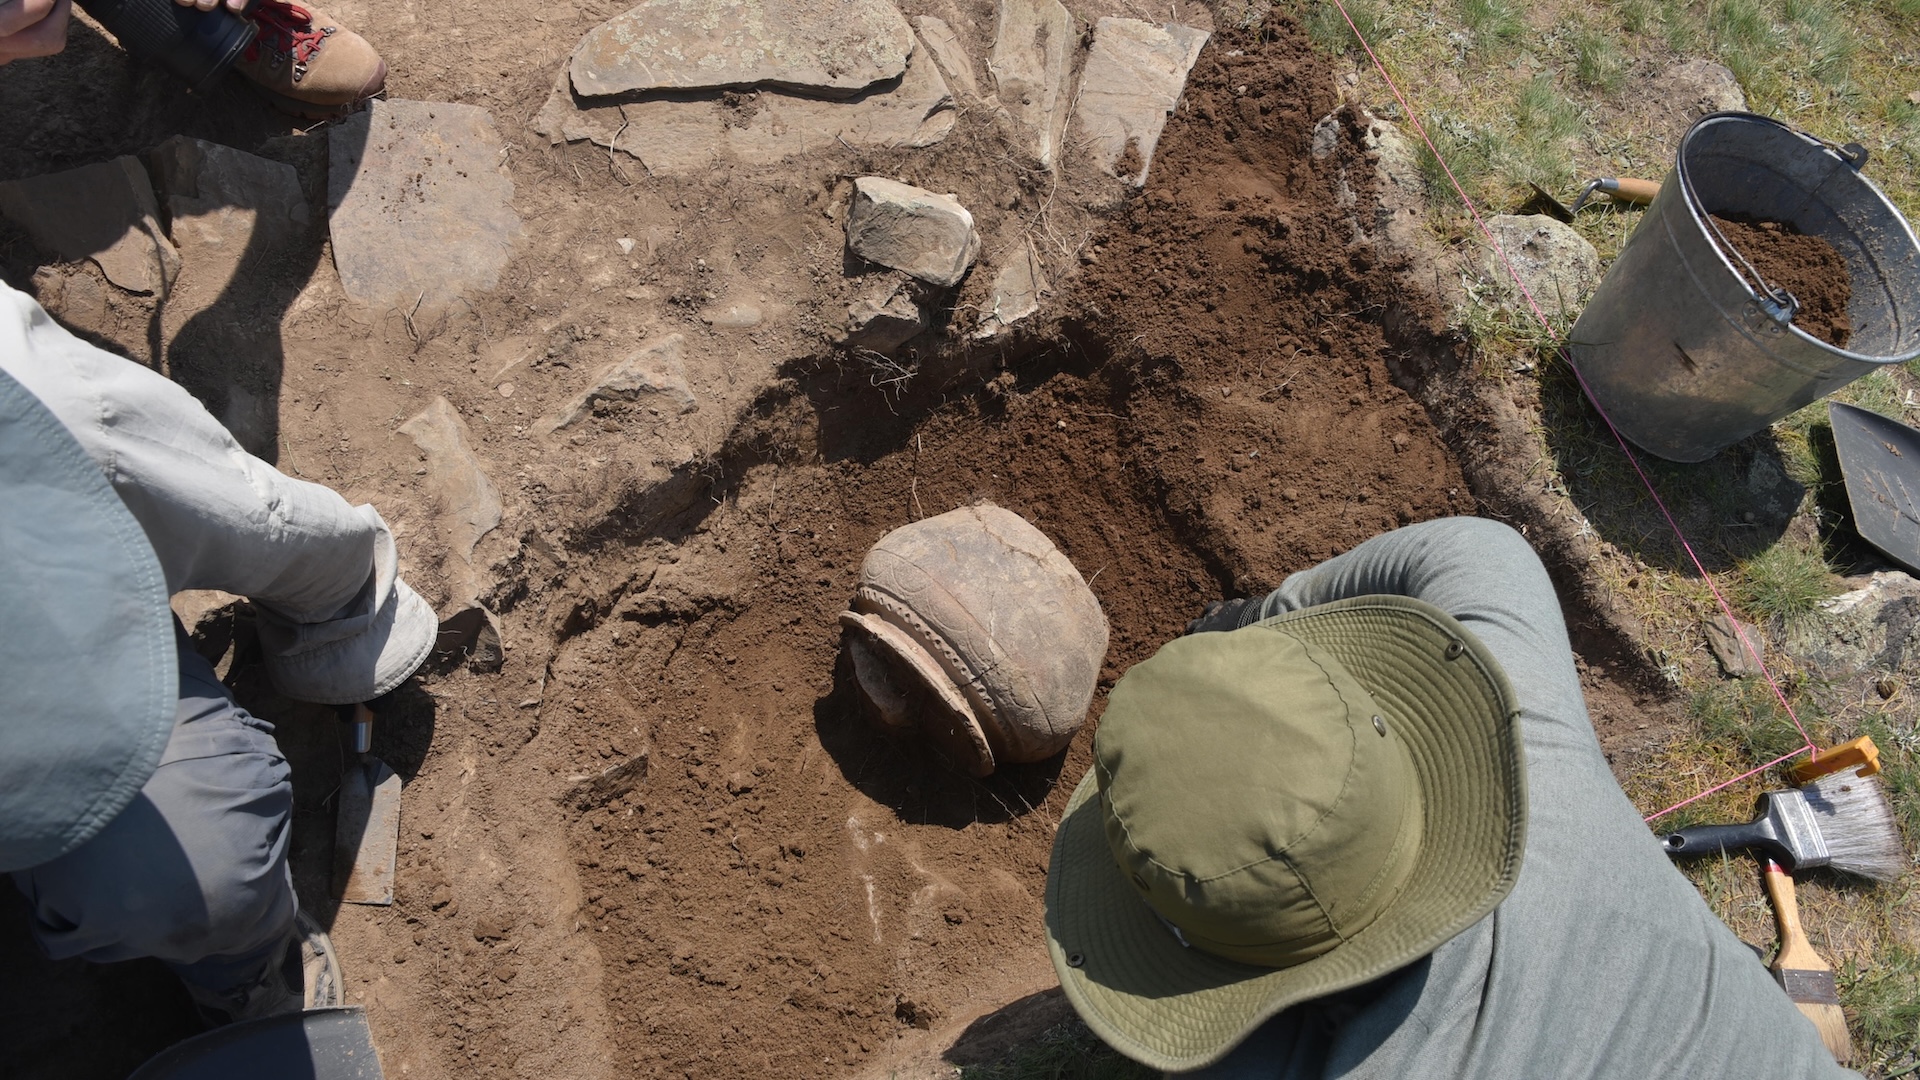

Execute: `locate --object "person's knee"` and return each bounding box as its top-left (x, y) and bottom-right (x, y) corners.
top-left (16, 718), bottom-right (295, 965)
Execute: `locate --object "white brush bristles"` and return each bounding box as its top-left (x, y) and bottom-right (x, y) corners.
top-left (1804, 772), bottom-right (1909, 882)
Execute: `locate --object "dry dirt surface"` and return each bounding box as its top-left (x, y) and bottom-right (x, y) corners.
top-left (0, 4), bottom-right (1682, 1080)
top-left (1709, 214), bottom-right (1855, 349)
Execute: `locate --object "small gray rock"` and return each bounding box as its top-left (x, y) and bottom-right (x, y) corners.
top-left (975, 241), bottom-right (1049, 338)
top-left (1704, 612), bottom-right (1766, 678)
top-left (847, 281), bottom-right (927, 350)
top-left (845, 177), bottom-right (979, 288)
top-left (148, 136), bottom-right (309, 281)
top-left (1478, 214), bottom-right (1600, 316)
top-left (0, 157), bottom-right (179, 295)
top-left (1657, 59), bottom-right (1748, 124)
top-left (328, 100), bottom-right (522, 314)
top-left (540, 334), bottom-right (698, 435)
top-left (569, 0), bottom-right (914, 99)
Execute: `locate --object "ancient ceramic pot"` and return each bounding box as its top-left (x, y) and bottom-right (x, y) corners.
top-left (838, 503), bottom-right (1109, 777)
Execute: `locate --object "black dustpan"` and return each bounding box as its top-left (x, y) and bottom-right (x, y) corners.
top-left (1829, 400), bottom-right (1920, 573)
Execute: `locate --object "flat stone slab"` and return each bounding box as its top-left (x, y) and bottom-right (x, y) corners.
top-left (569, 0), bottom-right (914, 99)
top-left (150, 136), bottom-right (309, 291)
top-left (988, 0), bottom-right (1073, 168)
top-left (1704, 612), bottom-right (1766, 678)
top-left (1075, 18), bottom-right (1209, 186)
top-left (328, 100), bottom-right (522, 313)
top-left (912, 15), bottom-right (981, 100)
top-left (536, 42), bottom-right (953, 175)
top-left (540, 334), bottom-right (698, 435)
top-left (400, 397), bottom-right (502, 607)
top-left (0, 156), bottom-right (178, 295)
top-left (845, 177), bottom-right (979, 287)
top-left (846, 277), bottom-right (926, 350)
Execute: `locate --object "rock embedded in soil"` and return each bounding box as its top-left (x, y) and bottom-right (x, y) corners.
top-left (1704, 612), bottom-right (1766, 679)
top-left (975, 240), bottom-right (1050, 338)
top-left (327, 99), bottom-right (522, 315)
top-left (535, 43), bottom-right (954, 174)
top-left (539, 333), bottom-right (698, 435)
top-left (845, 177), bottom-right (980, 287)
top-left (1656, 59), bottom-right (1748, 125)
top-left (988, 0), bottom-right (1074, 168)
top-left (148, 136), bottom-right (309, 288)
top-left (1708, 215), bottom-right (1853, 348)
top-left (1074, 18), bottom-right (1210, 187)
top-left (400, 396), bottom-right (503, 606)
top-left (0, 157), bottom-right (178, 295)
top-left (912, 15), bottom-right (982, 101)
top-left (568, 0), bottom-right (915, 99)
top-left (846, 278), bottom-right (928, 350)
top-left (1478, 214), bottom-right (1600, 316)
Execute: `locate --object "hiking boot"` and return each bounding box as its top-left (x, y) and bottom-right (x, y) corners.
top-left (233, 0), bottom-right (386, 119)
top-left (187, 910), bottom-right (343, 1025)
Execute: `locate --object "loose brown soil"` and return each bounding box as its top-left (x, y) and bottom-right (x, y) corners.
top-left (0, 7), bottom-right (1685, 1080)
top-left (1710, 214), bottom-right (1855, 348)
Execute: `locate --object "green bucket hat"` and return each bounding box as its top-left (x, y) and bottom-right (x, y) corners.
top-left (1044, 595), bottom-right (1526, 1072)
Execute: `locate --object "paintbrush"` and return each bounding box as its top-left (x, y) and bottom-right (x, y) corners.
top-left (1763, 859), bottom-right (1852, 1063)
top-left (1657, 774), bottom-right (1906, 882)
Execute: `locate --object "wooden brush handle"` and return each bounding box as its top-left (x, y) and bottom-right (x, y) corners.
top-left (1764, 860), bottom-right (1830, 975)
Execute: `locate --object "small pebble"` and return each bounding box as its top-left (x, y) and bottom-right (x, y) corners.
top-left (498, 382), bottom-right (514, 398)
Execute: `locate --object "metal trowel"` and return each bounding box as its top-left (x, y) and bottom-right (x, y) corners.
top-left (333, 704), bottom-right (401, 905)
top-left (1829, 401), bottom-right (1920, 576)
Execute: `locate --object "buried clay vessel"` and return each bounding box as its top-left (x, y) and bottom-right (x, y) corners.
top-left (838, 503), bottom-right (1108, 777)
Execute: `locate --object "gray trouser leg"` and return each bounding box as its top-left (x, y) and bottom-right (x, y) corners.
top-left (10, 626), bottom-right (296, 997)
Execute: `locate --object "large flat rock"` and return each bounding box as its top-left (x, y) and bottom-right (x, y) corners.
top-left (328, 100), bottom-right (522, 314)
top-left (540, 334), bottom-right (699, 436)
top-left (570, 0), bottom-right (914, 98)
top-left (150, 136), bottom-right (309, 292)
top-left (0, 157), bottom-right (178, 295)
top-left (987, 0), bottom-right (1073, 168)
top-left (845, 177), bottom-right (979, 287)
top-left (536, 38), bottom-right (953, 175)
top-left (1075, 18), bottom-right (1209, 186)
top-left (400, 396), bottom-right (502, 606)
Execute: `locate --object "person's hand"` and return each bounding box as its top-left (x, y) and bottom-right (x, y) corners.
top-left (172, 0), bottom-right (250, 10)
top-left (0, 0), bottom-right (73, 65)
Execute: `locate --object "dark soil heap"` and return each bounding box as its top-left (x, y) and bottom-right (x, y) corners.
top-left (1710, 214), bottom-right (1854, 347)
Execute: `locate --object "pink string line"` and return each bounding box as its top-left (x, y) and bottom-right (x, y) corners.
top-left (1321, 0), bottom-right (1818, 821)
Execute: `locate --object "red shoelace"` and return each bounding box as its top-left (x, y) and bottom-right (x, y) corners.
top-left (246, 1), bottom-right (330, 69)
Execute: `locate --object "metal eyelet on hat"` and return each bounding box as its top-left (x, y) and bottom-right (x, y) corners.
top-left (1444, 639), bottom-right (1465, 660)
top-left (1067, 952), bottom-right (1085, 968)
top-left (1372, 715), bottom-right (1388, 736)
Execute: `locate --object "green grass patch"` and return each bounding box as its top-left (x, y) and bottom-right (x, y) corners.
top-left (1459, 0), bottom-right (1527, 51)
top-left (1305, 0), bottom-right (1392, 53)
top-left (1690, 679), bottom-right (1822, 764)
top-left (1572, 26), bottom-right (1627, 93)
top-left (1731, 540), bottom-right (1837, 624)
top-left (1842, 941), bottom-right (1920, 1072)
top-left (958, 1023), bottom-right (1158, 1080)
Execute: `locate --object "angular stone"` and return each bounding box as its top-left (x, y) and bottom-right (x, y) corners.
top-left (913, 16), bottom-right (981, 100)
top-left (537, 45), bottom-right (954, 175)
top-left (1478, 214), bottom-right (1600, 316)
top-left (540, 334), bottom-right (698, 435)
top-left (328, 100), bottom-right (522, 314)
top-left (149, 136), bottom-right (310, 289)
top-left (975, 241), bottom-right (1050, 338)
top-left (700, 299), bottom-right (764, 328)
top-left (988, 0), bottom-right (1074, 168)
top-left (1779, 571), bottom-right (1920, 704)
top-left (845, 177), bottom-right (979, 288)
top-left (569, 0), bottom-right (913, 99)
top-left (624, 49), bottom-right (951, 173)
top-left (1704, 613), bottom-right (1766, 679)
top-left (435, 605), bottom-right (505, 673)
top-left (847, 278), bottom-right (926, 350)
top-left (1074, 18), bottom-right (1209, 186)
top-left (0, 157), bottom-right (179, 295)
top-left (400, 397), bottom-right (503, 605)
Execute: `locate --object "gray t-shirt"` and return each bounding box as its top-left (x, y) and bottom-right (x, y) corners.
top-left (1188, 518), bottom-right (1858, 1079)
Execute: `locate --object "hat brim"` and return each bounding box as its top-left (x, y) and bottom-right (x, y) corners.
top-left (1045, 595), bottom-right (1527, 1072)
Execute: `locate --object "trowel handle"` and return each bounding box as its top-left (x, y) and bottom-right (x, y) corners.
top-left (1659, 820), bottom-right (1790, 864)
top-left (348, 703), bottom-right (374, 756)
top-left (1599, 177), bottom-right (1661, 205)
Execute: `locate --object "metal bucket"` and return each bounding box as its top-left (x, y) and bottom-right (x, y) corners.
top-left (1568, 112), bottom-right (1920, 462)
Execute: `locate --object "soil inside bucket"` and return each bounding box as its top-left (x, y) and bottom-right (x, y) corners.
top-left (1710, 215), bottom-right (1854, 348)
